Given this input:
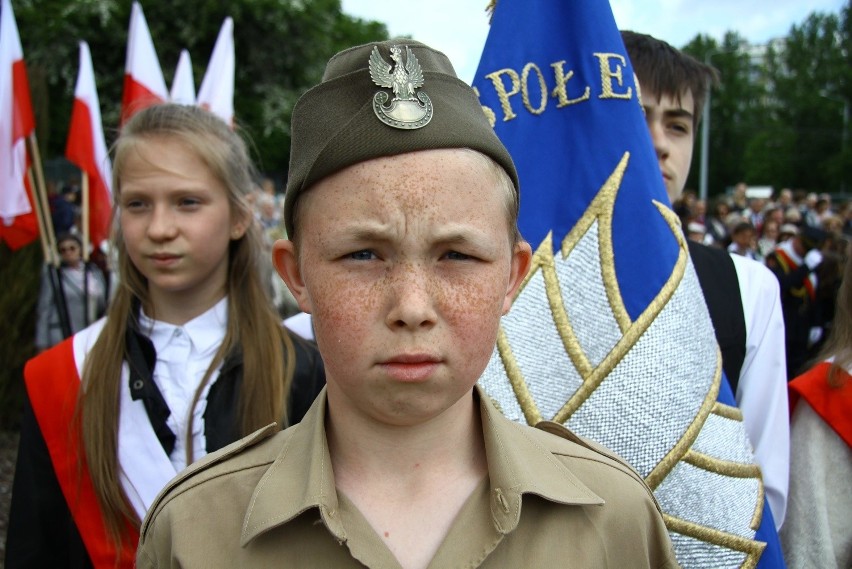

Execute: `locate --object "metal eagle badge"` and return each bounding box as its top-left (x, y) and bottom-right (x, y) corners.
top-left (369, 45), bottom-right (433, 129)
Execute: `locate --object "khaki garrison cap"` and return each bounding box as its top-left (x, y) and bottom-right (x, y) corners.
top-left (283, 39), bottom-right (518, 237)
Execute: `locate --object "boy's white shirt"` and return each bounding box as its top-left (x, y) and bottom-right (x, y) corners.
top-left (73, 298), bottom-right (228, 521)
top-left (729, 254), bottom-right (789, 528)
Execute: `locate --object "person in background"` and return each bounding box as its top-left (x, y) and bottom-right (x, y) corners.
top-left (728, 221), bottom-right (758, 260)
top-left (758, 219), bottom-right (781, 261)
top-left (781, 243), bottom-right (851, 568)
top-left (623, 30), bottom-right (790, 529)
top-left (35, 233), bottom-right (107, 352)
top-left (706, 197), bottom-right (732, 247)
top-left (6, 104), bottom-right (325, 568)
top-left (766, 225), bottom-right (830, 379)
top-left (778, 223), bottom-right (800, 244)
top-left (686, 220), bottom-right (708, 244)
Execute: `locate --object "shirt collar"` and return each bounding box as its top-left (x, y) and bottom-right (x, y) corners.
top-left (139, 297), bottom-right (228, 356)
top-left (241, 388), bottom-right (340, 546)
top-left (241, 385), bottom-right (604, 546)
top-left (476, 385), bottom-right (604, 534)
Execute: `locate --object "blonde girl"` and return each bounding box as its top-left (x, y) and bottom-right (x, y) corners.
top-left (7, 104), bottom-right (325, 568)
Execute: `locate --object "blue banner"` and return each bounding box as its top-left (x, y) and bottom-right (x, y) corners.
top-left (473, 1), bottom-right (785, 567)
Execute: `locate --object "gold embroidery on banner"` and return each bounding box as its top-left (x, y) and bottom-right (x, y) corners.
top-left (497, 327), bottom-right (541, 425)
top-left (683, 450), bottom-right (763, 479)
top-left (705, 404), bottom-right (766, 529)
top-left (644, 348), bottom-right (722, 490)
top-left (713, 402), bottom-right (744, 421)
top-left (560, 153), bottom-right (631, 333)
top-left (593, 53), bottom-right (633, 100)
top-left (663, 514), bottom-right (766, 569)
top-left (485, 68), bottom-right (521, 122)
top-left (550, 61), bottom-right (591, 108)
top-left (521, 63), bottom-right (548, 115)
top-left (752, 477), bottom-right (766, 531)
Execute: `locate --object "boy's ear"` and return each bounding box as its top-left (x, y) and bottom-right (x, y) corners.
top-left (272, 239), bottom-right (313, 314)
top-left (502, 241), bottom-right (532, 315)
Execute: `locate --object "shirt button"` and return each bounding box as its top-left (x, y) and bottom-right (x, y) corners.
top-left (493, 488), bottom-right (510, 513)
top-left (174, 328), bottom-right (183, 337)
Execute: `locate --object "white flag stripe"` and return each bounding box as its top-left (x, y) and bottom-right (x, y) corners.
top-left (75, 41), bottom-right (113, 199)
top-left (196, 17), bottom-right (234, 125)
top-left (125, 2), bottom-right (167, 99)
top-left (0, 0), bottom-right (32, 221)
top-left (170, 49), bottom-right (196, 105)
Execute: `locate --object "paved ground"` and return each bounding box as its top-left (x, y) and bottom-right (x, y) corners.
top-left (0, 430), bottom-right (19, 569)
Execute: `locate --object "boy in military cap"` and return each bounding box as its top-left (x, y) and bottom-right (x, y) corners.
top-left (137, 40), bottom-right (676, 569)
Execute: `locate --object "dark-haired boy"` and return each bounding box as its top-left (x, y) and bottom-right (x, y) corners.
top-left (622, 30), bottom-right (789, 528)
top-left (136, 40), bottom-right (676, 568)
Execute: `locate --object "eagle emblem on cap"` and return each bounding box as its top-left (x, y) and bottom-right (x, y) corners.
top-left (369, 45), bottom-right (433, 129)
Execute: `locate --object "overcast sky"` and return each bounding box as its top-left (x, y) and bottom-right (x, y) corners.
top-left (341, 0), bottom-right (847, 84)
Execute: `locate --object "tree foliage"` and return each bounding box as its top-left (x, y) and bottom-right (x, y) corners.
top-left (683, 5), bottom-right (850, 197)
top-left (13, 0), bottom-right (389, 181)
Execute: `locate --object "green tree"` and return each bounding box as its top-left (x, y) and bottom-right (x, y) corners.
top-left (764, 10), bottom-right (848, 193)
top-left (683, 32), bottom-right (768, 197)
top-left (13, 0), bottom-right (389, 180)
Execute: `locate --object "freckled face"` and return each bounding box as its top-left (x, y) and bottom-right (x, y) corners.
top-left (276, 149), bottom-right (530, 427)
top-left (638, 82), bottom-right (696, 203)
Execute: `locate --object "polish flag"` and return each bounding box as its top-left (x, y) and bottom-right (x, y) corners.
top-left (169, 49), bottom-right (195, 105)
top-left (197, 17), bottom-right (234, 125)
top-left (66, 41), bottom-right (113, 250)
top-left (0, 0), bottom-right (38, 250)
top-left (120, 2), bottom-right (167, 125)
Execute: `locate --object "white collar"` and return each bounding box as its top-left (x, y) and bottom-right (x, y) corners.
top-left (139, 297), bottom-right (228, 356)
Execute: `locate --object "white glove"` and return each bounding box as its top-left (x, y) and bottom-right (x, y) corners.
top-left (804, 249), bottom-right (823, 270)
top-left (808, 326), bottom-right (823, 347)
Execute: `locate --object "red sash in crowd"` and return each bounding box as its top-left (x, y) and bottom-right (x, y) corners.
top-left (789, 361), bottom-right (852, 448)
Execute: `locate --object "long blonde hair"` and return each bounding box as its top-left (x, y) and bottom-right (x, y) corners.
top-left (816, 240), bottom-right (851, 387)
top-left (78, 104), bottom-right (294, 547)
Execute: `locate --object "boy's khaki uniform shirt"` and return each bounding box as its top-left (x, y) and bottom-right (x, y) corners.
top-left (138, 386), bottom-right (678, 568)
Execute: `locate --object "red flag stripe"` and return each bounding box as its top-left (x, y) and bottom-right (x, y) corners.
top-left (120, 74), bottom-right (165, 125)
top-left (66, 99), bottom-right (111, 247)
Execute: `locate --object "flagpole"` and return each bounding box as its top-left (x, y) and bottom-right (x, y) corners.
top-left (25, 168), bottom-right (51, 264)
top-left (27, 133), bottom-right (72, 338)
top-left (81, 171), bottom-right (92, 327)
top-left (81, 171), bottom-right (90, 262)
top-left (27, 134), bottom-right (57, 259)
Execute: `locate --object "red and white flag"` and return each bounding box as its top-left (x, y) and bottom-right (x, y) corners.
top-left (197, 17), bottom-right (234, 125)
top-left (120, 2), bottom-right (167, 125)
top-left (0, 0), bottom-right (38, 250)
top-left (169, 48), bottom-right (195, 105)
top-left (66, 41), bottom-right (113, 250)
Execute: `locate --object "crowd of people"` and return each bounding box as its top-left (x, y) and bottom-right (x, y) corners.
top-left (675, 184), bottom-right (850, 379)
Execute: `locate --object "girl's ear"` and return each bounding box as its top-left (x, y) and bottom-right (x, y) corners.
top-left (272, 239), bottom-right (312, 313)
top-left (230, 210), bottom-right (251, 240)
